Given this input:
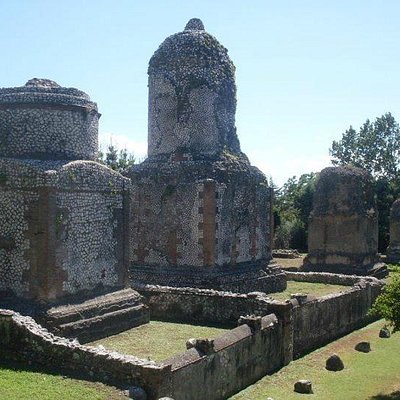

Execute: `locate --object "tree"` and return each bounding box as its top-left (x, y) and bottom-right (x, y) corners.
top-left (370, 273), bottom-right (400, 332)
top-left (98, 144), bottom-right (136, 173)
top-left (274, 173), bottom-right (317, 251)
top-left (330, 113), bottom-right (400, 181)
top-left (329, 113), bottom-right (400, 252)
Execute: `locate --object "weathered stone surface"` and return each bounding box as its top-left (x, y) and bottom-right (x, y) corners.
top-left (325, 354), bottom-right (344, 371)
top-left (294, 380), bottom-right (313, 394)
top-left (125, 18), bottom-right (285, 294)
top-left (0, 79), bottom-right (131, 304)
top-left (302, 166), bottom-right (385, 276)
top-left (387, 199), bottom-right (400, 263)
top-left (129, 386), bottom-right (147, 400)
top-left (355, 341), bottom-right (371, 353)
top-left (238, 315), bottom-right (262, 331)
top-left (379, 326), bottom-right (391, 338)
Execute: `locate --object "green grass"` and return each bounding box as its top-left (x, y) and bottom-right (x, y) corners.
top-left (269, 280), bottom-right (350, 301)
top-left (88, 320), bottom-right (229, 361)
top-left (0, 362), bottom-right (126, 400)
top-left (231, 320), bottom-right (400, 400)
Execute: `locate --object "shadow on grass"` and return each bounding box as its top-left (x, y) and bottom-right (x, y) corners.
top-left (370, 391), bottom-right (400, 400)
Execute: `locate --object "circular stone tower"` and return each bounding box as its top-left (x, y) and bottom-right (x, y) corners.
top-left (148, 18), bottom-right (240, 159)
top-left (303, 166), bottom-right (385, 276)
top-left (387, 199), bottom-right (400, 263)
top-left (0, 78), bottom-right (99, 161)
top-left (126, 19), bottom-right (286, 294)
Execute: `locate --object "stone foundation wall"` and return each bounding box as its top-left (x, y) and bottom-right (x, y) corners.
top-left (292, 278), bottom-right (383, 357)
top-left (167, 314), bottom-right (285, 400)
top-left (0, 310), bottom-right (171, 399)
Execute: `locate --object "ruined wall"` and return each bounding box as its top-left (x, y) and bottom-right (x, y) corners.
top-left (0, 310), bottom-right (171, 399)
top-left (292, 278), bottom-right (382, 357)
top-left (387, 198), bottom-right (400, 263)
top-left (168, 315), bottom-right (284, 400)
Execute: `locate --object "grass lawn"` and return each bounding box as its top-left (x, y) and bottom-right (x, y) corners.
top-left (231, 320), bottom-right (400, 400)
top-left (269, 280), bottom-right (350, 301)
top-left (0, 361), bottom-right (127, 400)
top-left (88, 320), bottom-right (229, 361)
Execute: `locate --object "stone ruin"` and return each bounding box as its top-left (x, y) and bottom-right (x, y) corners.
top-left (125, 19), bottom-right (286, 293)
top-left (386, 198), bottom-right (400, 263)
top-left (0, 78), bottom-right (149, 336)
top-left (302, 166), bottom-right (386, 277)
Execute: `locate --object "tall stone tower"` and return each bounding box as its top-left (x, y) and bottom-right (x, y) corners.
top-left (126, 19), bottom-right (286, 293)
top-left (303, 166), bottom-right (386, 277)
top-left (0, 79), bottom-right (131, 303)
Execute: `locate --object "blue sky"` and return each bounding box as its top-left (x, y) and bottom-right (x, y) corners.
top-left (1, 0), bottom-right (399, 185)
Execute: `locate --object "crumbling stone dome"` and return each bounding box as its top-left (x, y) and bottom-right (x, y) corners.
top-left (0, 78), bottom-right (99, 161)
top-left (148, 18), bottom-right (240, 159)
top-left (311, 166), bottom-right (376, 216)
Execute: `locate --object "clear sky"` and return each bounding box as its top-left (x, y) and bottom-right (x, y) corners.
top-left (1, 0), bottom-right (399, 185)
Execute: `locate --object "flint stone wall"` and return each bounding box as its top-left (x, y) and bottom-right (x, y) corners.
top-left (0, 159), bottom-right (130, 301)
top-left (387, 199), bottom-right (400, 263)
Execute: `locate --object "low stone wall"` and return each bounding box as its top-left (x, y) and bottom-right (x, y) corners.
top-left (167, 314), bottom-right (285, 400)
top-left (133, 283), bottom-right (272, 326)
top-left (286, 271), bottom-right (379, 286)
top-left (0, 310), bottom-right (171, 399)
top-left (292, 279), bottom-right (383, 357)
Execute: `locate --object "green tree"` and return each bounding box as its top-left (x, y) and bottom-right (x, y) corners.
top-left (98, 144), bottom-right (136, 172)
top-left (370, 274), bottom-right (400, 332)
top-left (330, 113), bottom-right (400, 180)
top-left (274, 173), bottom-right (317, 251)
top-left (329, 113), bottom-right (400, 252)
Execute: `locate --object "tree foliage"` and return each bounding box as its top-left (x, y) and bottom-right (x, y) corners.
top-left (274, 173), bottom-right (317, 251)
top-left (329, 113), bottom-right (400, 252)
top-left (98, 144), bottom-right (136, 173)
top-left (330, 113), bottom-right (400, 181)
top-left (370, 272), bottom-right (400, 332)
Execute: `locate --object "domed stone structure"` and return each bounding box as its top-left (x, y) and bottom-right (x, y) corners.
top-left (147, 18), bottom-right (240, 160)
top-left (0, 78), bottom-right (99, 161)
top-left (303, 166), bottom-right (386, 276)
top-left (0, 79), bottom-right (131, 303)
top-left (386, 199), bottom-right (400, 263)
top-left (126, 20), bottom-right (286, 293)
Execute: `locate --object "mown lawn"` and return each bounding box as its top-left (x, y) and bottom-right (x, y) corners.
top-left (231, 320), bottom-right (400, 400)
top-left (0, 362), bottom-right (127, 400)
top-left (269, 280), bottom-right (350, 301)
top-left (88, 320), bottom-right (229, 361)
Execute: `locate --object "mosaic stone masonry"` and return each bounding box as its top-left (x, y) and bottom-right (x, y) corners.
top-left (0, 79), bottom-right (130, 303)
top-left (386, 198), bottom-right (400, 263)
top-left (126, 19), bottom-right (285, 293)
top-left (302, 166), bottom-right (386, 276)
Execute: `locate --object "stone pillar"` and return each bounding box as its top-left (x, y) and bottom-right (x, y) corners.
top-left (302, 166), bottom-right (385, 276)
top-left (387, 199), bottom-right (400, 263)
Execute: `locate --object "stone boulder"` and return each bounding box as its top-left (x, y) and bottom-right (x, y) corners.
top-left (355, 341), bottom-right (371, 353)
top-left (325, 354), bottom-right (344, 371)
top-left (294, 380), bottom-right (313, 394)
top-left (379, 327), bottom-right (391, 338)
